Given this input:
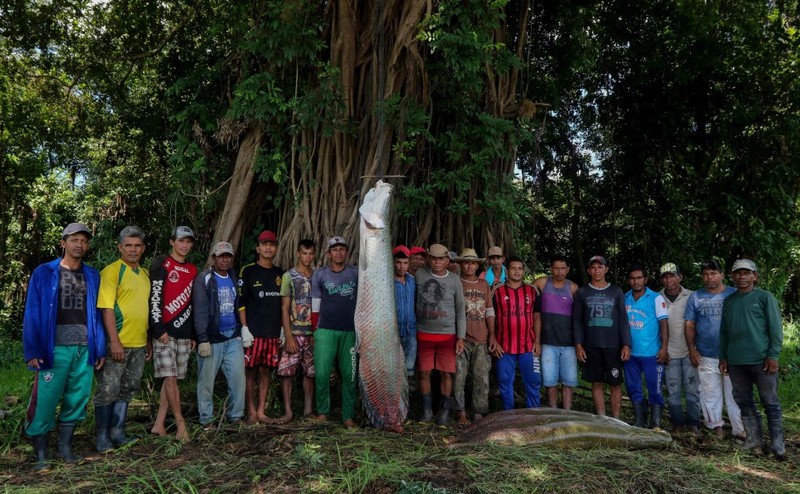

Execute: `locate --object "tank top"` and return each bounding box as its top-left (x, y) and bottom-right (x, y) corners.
top-left (540, 277), bottom-right (574, 346)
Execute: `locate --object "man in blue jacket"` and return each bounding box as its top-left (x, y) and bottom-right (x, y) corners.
top-left (193, 241), bottom-right (246, 428)
top-left (23, 222), bottom-right (106, 472)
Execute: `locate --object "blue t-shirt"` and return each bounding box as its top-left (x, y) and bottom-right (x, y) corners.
top-left (215, 273), bottom-right (237, 336)
top-left (311, 265), bottom-right (358, 331)
top-left (684, 286), bottom-right (736, 358)
top-left (395, 274), bottom-right (416, 337)
top-left (625, 287), bottom-right (668, 357)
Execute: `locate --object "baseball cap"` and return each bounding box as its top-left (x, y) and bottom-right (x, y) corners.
top-left (327, 236), bottom-right (348, 250)
top-left (213, 241), bottom-right (234, 257)
top-left (456, 248), bottom-right (484, 262)
top-left (659, 262), bottom-right (680, 276)
top-left (731, 258), bottom-right (757, 272)
top-left (587, 255), bottom-right (608, 267)
top-left (410, 246), bottom-right (427, 257)
top-left (62, 222), bottom-right (92, 239)
top-left (173, 226), bottom-right (195, 240)
top-left (258, 230), bottom-right (277, 243)
top-left (486, 246), bottom-right (503, 258)
top-left (392, 245), bottom-right (411, 258)
top-left (449, 251), bottom-right (458, 261)
top-left (427, 243), bottom-right (449, 258)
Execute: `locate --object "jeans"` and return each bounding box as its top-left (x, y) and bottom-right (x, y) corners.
top-left (697, 356), bottom-right (743, 434)
top-left (400, 334), bottom-right (417, 377)
top-left (496, 352), bottom-right (541, 409)
top-left (197, 338), bottom-right (246, 424)
top-left (541, 345), bottom-right (578, 387)
top-left (664, 356), bottom-right (700, 426)
top-left (623, 355), bottom-right (664, 405)
top-left (728, 363), bottom-right (783, 430)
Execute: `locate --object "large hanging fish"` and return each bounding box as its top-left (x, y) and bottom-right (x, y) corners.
top-left (355, 180), bottom-right (408, 432)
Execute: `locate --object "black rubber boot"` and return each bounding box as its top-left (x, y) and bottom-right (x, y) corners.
top-left (110, 401), bottom-right (134, 446)
top-left (741, 415), bottom-right (764, 453)
top-left (767, 418), bottom-right (785, 460)
top-left (649, 404), bottom-right (663, 429)
top-left (56, 422), bottom-right (85, 464)
top-left (95, 405), bottom-right (114, 452)
top-left (633, 402), bottom-right (648, 428)
top-left (421, 394), bottom-right (433, 423)
top-left (436, 397), bottom-right (452, 426)
top-left (30, 435), bottom-right (51, 473)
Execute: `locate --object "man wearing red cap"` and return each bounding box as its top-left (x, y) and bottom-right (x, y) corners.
top-left (238, 230), bottom-right (283, 424)
top-left (393, 245), bottom-right (417, 378)
top-left (408, 247), bottom-right (427, 277)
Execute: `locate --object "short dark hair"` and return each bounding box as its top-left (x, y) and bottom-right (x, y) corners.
top-left (297, 239), bottom-right (316, 251)
top-left (507, 256), bottom-right (525, 268)
top-left (701, 259), bottom-right (723, 273)
top-left (627, 264), bottom-right (647, 277)
top-left (550, 255), bottom-right (568, 266)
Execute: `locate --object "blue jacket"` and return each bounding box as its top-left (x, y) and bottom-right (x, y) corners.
top-left (23, 258), bottom-right (106, 369)
top-left (192, 267), bottom-right (241, 344)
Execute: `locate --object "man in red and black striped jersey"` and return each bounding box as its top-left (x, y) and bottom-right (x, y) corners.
top-left (492, 257), bottom-right (542, 409)
top-left (149, 226), bottom-right (198, 442)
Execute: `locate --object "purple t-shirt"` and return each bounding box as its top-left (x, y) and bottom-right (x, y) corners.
top-left (311, 265), bottom-right (358, 331)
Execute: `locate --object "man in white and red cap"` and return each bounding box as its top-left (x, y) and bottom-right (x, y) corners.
top-left (237, 230), bottom-right (282, 424)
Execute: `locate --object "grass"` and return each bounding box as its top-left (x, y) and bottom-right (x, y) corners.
top-left (1, 324), bottom-right (799, 493)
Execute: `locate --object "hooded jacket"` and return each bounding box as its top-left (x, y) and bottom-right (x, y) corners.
top-left (192, 267), bottom-right (242, 344)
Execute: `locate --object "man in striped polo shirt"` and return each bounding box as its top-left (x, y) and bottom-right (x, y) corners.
top-left (492, 256), bottom-right (541, 409)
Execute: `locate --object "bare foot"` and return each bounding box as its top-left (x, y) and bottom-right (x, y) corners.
top-left (342, 419), bottom-right (356, 429)
top-left (303, 412), bottom-right (317, 420)
top-left (457, 411), bottom-right (470, 426)
top-left (150, 424), bottom-right (167, 436)
top-left (245, 415), bottom-right (259, 426)
top-left (275, 413), bottom-right (293, 424)
top-left (175, 420), bottom-right (190, 443)
top-left (310, 414), bottom-right (327, 422)
top-left (258, 414), bottom-right (277, 424)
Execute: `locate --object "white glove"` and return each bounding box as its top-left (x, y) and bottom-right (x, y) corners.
top-left (241, 326), bottom-right (254, 348)
top-left (198, 342), bottom-right (212, 358)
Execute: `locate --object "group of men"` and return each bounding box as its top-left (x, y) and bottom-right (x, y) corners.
top-left (21, 222), bottom-right (787, 472)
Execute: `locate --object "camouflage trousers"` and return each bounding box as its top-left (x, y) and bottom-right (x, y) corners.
top-left (454, 340), bottom-right (491, 414)
top-left (94, 346), bottom-right (146, 406)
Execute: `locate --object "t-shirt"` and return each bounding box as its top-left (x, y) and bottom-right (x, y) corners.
top-left (414, 269), bottom-right (466, 338)
top-left (540, 277), bottom-right (575, 346)
top-left (238, 262), bottom-right (284, 338)
top-left (280, 268), bottom-right (314, 335)
top-left (479, 265), bottom-right (507, 287)
top-left (573, 283), bottom-right (631, 349)
top-left (216, 273), bottom-right (237, 336)
top-left (493, 283), bottom-right (538, 354)
top-left (461, 277), bottom-right (493, 343)
top-left (625, 288), bottom-right (668, 357)
top-left (395, 273), bottom-right (417, 338)
top-left (659, 286), bottom-right (692, 358)
top-left (684, 286), bottom-right (736, 358)
top-left (149, 254), bottom-right (197, 339)
top-left (56, 266), bottom-right (88, 346)
top-left (311, 265), bottom-right (358, 332)
top-left (97, 260), bottom-right (150, 348)
top-left (719, 288), bottom-right (783, 365)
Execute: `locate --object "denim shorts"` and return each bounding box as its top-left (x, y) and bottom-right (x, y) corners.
top-left (541, 344), bottom-right (578, 387)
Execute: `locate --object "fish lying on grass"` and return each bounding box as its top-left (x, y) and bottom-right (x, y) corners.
top-left (450, 407), bottom-right (672, 449)
top-left (354, 180), bottom-right (408, 433)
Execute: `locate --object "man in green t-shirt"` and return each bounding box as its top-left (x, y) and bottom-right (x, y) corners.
top-left (719, 259), bottom-right (784, 460)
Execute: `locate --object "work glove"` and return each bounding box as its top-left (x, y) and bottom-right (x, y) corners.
top-left (241, 326), bottom-right (254, 348)
top-left (198, 342), bottom-right (212, 358)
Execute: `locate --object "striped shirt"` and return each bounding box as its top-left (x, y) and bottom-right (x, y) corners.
top-left (394, 274), bottom-right (416, 338)
top-left (493, 283), bottom-right (539, 354)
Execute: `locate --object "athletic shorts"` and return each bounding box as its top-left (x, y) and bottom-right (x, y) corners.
top-left (277, 335), bottom-right (315, 377)
top-left (417, 335), bottom-right (457, 373)
top-left (582, 346), bottom-right (624, 386)
top-left (153, 337), bottom-right (192, 379)
top-left (245, 337), bottom-right (281, 369)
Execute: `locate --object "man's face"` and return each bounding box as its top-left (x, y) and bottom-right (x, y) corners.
top-left (394, 257), bottom-right (409, 277)
top-left (507, 261), bottom-right (525, 282)
top-left (213, 253), bottom-right (233, 273)
top-left (587, 262), bottom-right (608, 282)
top-left (430, 255), bottom-right (449, 273)
top-left (328, 245), bottom-right (348, 265)
top-left (551, 261), bottom-right (569, 282)
top-left (118, 236), bottom-right (145, 266)
top-left (460, 261), bottom-right (479, 278)
top-left (410, 254), bottom-right (427, 271)
top-left (257, 240), bottom-right (277, 261)
top-left (701, 269), bottom-right (723, 290)
top-left (732, 269), bottom-right (757, 291)
top-left (488, 255), bottom-right (504, 268)
top-left (297, 246), bottom-right (315, 268)
top-left (660, 272), bottom-right (681, 292)
top-left (60, 233), bottom-right (90, 261)
top-left (170, 237), bottom-right (194, 257)
top-left (628, 270), bottom-right (647, 293)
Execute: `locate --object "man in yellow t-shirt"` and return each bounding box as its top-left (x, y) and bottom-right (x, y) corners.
top-left (94, 226), bottom-right (151, 452)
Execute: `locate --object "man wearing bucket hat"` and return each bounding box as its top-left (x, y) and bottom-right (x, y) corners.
top-left (719, 259), bottom-right (785, 460)
top-left (453, 248), bottom-right (496, 425)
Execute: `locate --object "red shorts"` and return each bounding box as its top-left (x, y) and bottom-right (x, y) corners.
top-left (416, 334), bottom-right (457, 373)
top-left (244, 337), bottom-right (281, 369)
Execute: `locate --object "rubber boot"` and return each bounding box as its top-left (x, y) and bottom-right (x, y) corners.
top-left (632, 402), bottom-right (648, 428)
top-left (767, 418), bottom-right (786, 460)
top-left (56, 423), bottom-right (85, 464)
top-left (649, 404), bottom-right (663, 429)
top-left (110, 401), bottom-right (134, 446)
top-left (741, 415), bottom-right (764, 453)
top-left (421, 394), bottom-right (433, 423)
top-left (30, 435), bottom-right (51, 473)
top-left (436, 397), bottom-right (452, 426)
top-left (95, 405), bottom-right (114, 452)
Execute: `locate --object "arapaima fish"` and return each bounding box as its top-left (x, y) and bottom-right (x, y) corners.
top-left (355, 180), bottom-right (408, 432)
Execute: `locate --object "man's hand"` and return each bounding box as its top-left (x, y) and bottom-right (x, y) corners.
top-left (198, 342), bottom-right (212, 358)
top-left (764, 358), bottom-right (779, 374)
top-left (533, 342), bottom-right (542, 358)
top-left (27, 358), bottom-right (43, 370)
top-left (241, 326), bottom-right (254, 348)
top-left (190, 339), bottom-right (197, 352)
top-left (455, 338), bottom-right (465, 356)
top-left (284, 333), bottom-right (299, 354)
top-left (719, 359), bottom-right (728, 375)
top-left (145, 341), bottom-right (153, 361)
top-left (688, 348), bottom-right (700, 367)
top-left (488, 336), bottom-right (502, 358)
top-left (656, 348), bottom-right (669, 365)
top-left (620, 345), bottom-right (631, 362)
top-left (158, 333), bottom-right (169, 345)
top-left (109, 339), bottom-right (125, 362)
top-left (95, 357), bottom-right (106, 370)
top-left (575, 344), bottom-right (586, 363)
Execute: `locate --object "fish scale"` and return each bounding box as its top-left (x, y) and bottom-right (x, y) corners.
top-left (355, 180), bottom-right (408, 431)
